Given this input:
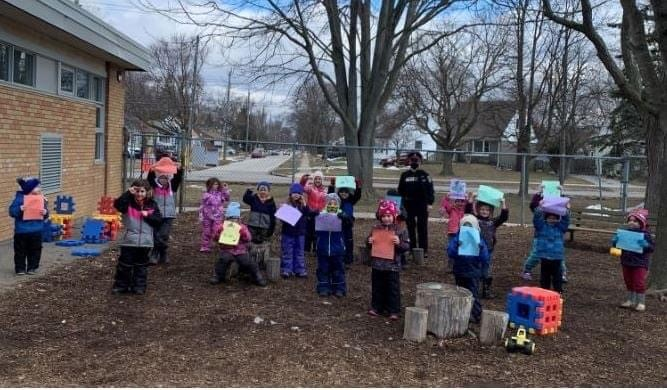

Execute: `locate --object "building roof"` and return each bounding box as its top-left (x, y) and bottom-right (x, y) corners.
top-left (1, 0), bottom-right (151, 70)
top-left (455, 100), bottom-right (517, 140)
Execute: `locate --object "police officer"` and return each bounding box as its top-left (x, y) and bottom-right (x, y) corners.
top-left (398, 151), bottom-right (435, 258)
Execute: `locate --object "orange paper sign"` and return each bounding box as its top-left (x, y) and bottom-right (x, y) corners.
top-left (371, 228), bottom-right (396, 260)
top-left (23, 195), bottom-right (45, 220)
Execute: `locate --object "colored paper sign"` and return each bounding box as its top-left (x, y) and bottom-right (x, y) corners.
top-left (477, 185), bottom-right (504, 208)
top-left (315, 213), bottom-right (342, 232)
top-left (542, 181), bottom-right (561, 197)
top-left (385, 195), bottom-right (402, 209)
top-left (458, 226), bottom-right (480, 256)
top-left (218, 221), bottom-right (241, 245)
top-left (335, 176), bottom-right (356, 190)
top-left (23, 194), bottom-right (45, 220)
top-left (614, 229), bottom-right (645, 254)
top-left (371, 228), bottom-right (396, 260)
top-left (542, 196), bottom-right (569, 216)
top-left (449, 179), bottom-right (467, 200)
top-left (275, 204), bottom-right (302, 227)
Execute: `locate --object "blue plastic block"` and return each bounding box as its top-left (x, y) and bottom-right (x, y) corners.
top-left (42, 221), bottom-right (62, 242)
top-left (56, 239), bottom-right (85, 247)
top-left (506, 292), bottom-right (544, 330)
top-left (54, 195), bottom-right (76, 215)
top-left (71, 247), bottom-right (102, 257)
top-left (81, 218), bottom-right (106, 243)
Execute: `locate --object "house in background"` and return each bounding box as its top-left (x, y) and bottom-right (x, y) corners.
top-left (0, 0), bottom-right (151, 242)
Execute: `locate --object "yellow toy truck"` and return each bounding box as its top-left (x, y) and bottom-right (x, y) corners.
top-left (505, 327), bottom-right (535, 355)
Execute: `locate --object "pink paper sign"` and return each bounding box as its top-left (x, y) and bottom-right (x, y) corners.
top-left (23, 195), bottom-right (45, 220)
top-left (315, 213), bottom-right (342, 232)
top-left (542, 196), bottom-right (570, 216)
top-left (371, 228), bottom-right (395, 260)
top-left (275, 204), bottom-right (303, 227)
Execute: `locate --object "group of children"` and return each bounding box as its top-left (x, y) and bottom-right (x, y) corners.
top-left (7, 165), bottom-right (655, 315)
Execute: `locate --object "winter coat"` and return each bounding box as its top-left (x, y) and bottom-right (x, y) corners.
top-left (200, 191), bottom-right (226, 222)
top-left (327, 184), bottom-right (362, 219)
top-left (281, 201), bottom-right (318, 237)
top-left (315, 212), bottom-right (351, 257)
top-left (8, 191), bottom-right (49, 234)
top-left (446, 232), bottom-right (490, 278)
top-left (114, 191), bottom-right (163, 248)
top-left (215, 221), bottom-right (252, 256)
top-left (612, 227), bottom-right (654, 269)
top-left (366, 223), bottom-right (410, 272)
top-left (242, 190), bottom-right (277, 237)
top-left (147, 169), bottom-right (183, 219)
top-left (533, 208), bottom-right (570, 260)
top-left (304, 183), bottom-right (327, 211)
top-left (440, 196), bottom-right (466, 235)
top-left (464, 203), bottom-right (509, 253)
top-left (398, 169), bottom-right (435, 205)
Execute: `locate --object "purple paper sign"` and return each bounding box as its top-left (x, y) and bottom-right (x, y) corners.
top-left (275, 204), bottom-right (303, 227)
top-left (315, 213), bottom-right (342, 232)
top-left (542, 196), bottom-right (570, 216)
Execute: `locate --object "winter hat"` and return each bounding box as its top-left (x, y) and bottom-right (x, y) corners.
top-left (257, 181), bottom-right (272, 191)
top-left (151, 157), bottom-right (179, 175)
top-left (17, 177), bottom-right (40, 195)
top-left (476, 201), bottom-right (495, 212)
top-left (289, 183), bottom-right (304, 195)
top-left (407, 151), bottom-right (423, 161)
top-left (377, 200), bottom-right (399, 220)
top-left (325, 193), bottom-right (340, 206)
top-left (459, 214), bottom-right (480, 231)
top-left (313, 171), bottom-right (324, 180)
top-left (226, 202), bottom-right (241, 219)
top-left (628, 208), bottom-right (648, 229)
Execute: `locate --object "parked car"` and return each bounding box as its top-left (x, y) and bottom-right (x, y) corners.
top-left (379, 152), bottom-right (409, 167)
top-left (125, 146), bottom-right (142, 159)
top-left (324, 146), bottom-right (347, 159)
top-left (269, 150), bottom-right (280, 156)
top-left (251, 148), bottom-right (265, 158)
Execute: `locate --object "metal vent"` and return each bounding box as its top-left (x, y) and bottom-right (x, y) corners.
top-left (40, 134), bottom-right (62, 193)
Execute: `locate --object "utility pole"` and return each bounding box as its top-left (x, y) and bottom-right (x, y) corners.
top-left (222, 69), bottom-right (232, 162)
top-left (178, 34), bottom-right (199, 212)
top-left (245, 90), bottom-right (250, 154)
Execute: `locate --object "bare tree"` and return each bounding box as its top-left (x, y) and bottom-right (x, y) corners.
top-left (138, 0), bottom-right (473, 196)
top-left (396, 25), bottom-right (509, 175)
top-left (542, 0), bottom-right (667, 290)
top-left (288, 78), bottom-right (340, 147)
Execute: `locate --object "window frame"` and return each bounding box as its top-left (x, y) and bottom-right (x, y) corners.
top-left (94, 106), bottom-right (105, 162)
top-left (59, 63), bottom-right (75, 95)
top-left (0, 42), bottom-right (9, 82)
top-left (11, 46), bottom-right (35, 87)
top-left (76, 68), bottom-right (90, 99)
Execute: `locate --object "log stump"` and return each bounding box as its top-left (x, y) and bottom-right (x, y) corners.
top-left (429, 285), bottom-right (474, 339)
top-left (265, 257), bottom-right (281, 282)
top-left (403, 307), bottom-right (428, 343)
top-left (479, 310), bottom-right (509, 346)
top-left (415, 282), bottom-right (460, 335)
top-left (249, 243), bottom-right (270, 270)
top-left (412, 248), bottom-right (424, 265)
top-left (357, 245), bottom-right (371, 266)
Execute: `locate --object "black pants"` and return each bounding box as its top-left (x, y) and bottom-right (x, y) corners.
top-left (153, 218), bottom-right (173, 252)
top-left (540, 259), bottom-right (563, 293)
top-left (249, 226), bottom-right (271, 244)
top-left (215, 252), bottom-right (262, 282)
top-left (13, 232), bottom-right (42, 273)
top-left (304, 215), bottom-right (317, 253)
top-left (114, 246), bottom-right (151, 290)
top-left (343, 226), bottom-right (354, 265)
top-left (455, 276), bottom-right (482, 322)
top-left (405, 202), bottom-right (428, 254)
top-left (371, 269), bottom-right (401, 315)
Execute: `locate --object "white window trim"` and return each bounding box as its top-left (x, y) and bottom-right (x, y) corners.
top-left (58, 63), bottom-right (75, 96)
top-left (0, 42), bottom-right (9, 82)
top-left (94, 105), bottom-right (105, 163)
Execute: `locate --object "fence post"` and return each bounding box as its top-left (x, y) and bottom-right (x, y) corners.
top-left (520, 154), bottom-right (527, 226)
top-left (291, 143), bottom-right (297, 183)
top-left (620, 155), bottom-right (630, 212)
top-left (596, 156), bottom-right (603, 203)
top-left (178, 135), bottom-right (189, 213)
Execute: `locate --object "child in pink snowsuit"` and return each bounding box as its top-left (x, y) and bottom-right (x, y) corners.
top-left (199, 178), bottom-right (230, 252)
top-left (440, 190), bottom-right (469, 272)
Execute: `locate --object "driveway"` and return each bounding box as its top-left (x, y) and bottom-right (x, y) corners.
top-left (186, 155), bottom-right (293, 184)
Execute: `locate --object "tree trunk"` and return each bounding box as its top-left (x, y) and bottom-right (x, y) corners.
top-left (440, 152), bottom-right (455, 176)
top-left (648, 111), bottom-right (667, 291)
top-left (479, 310), bottom-right (509, 346)
top-left (643, 110), bottom-right (663, 211)
top-left (403, 307), bottom-right (428, 342)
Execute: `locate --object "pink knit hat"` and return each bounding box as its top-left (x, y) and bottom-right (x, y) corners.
top-left (377, 199), bottom-right (399, 220)
top-left (628, 208), bottom-right (648, 229)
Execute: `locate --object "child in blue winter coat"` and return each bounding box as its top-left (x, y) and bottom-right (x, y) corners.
top-left (8, 177), bottom-right (49, 275)
top-left (280, 183), bottom-right (318, 278)
top-left (315, 193), bottom-right (352, 297)
top-left (447, 214), bottom-right (490, 323)
top-left (533, 202), bottom-right (570, 293)
top-left (328, 177), bottom-right (362, 267)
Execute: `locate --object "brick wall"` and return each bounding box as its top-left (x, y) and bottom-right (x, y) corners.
top-left (0, 73), bottom-right (125, 242)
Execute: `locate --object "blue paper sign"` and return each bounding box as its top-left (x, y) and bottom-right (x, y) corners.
top-left (335, 176), bottom-right (356, 190)
top-left (385, 195), bottom-right (402, 209)
top-left (614, 229), bottom-right (645, 254)
top-left (458, 226), bottom-right (480, 256)
top-left (450, 179), bottom-right (467, 199)
top-left (542, 181), bottom-right (561, 197)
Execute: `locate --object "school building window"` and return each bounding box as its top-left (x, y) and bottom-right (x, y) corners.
top-left (76, 69), bottom-right (90, 99)
top-left (95, 106), bottom-right (105, 161)
top-left (60, 65), bottom-right (74, 94)
top-left (0, 43), bottom-right (9, 81)
top-left (12, 48), bottom-right (34, 86)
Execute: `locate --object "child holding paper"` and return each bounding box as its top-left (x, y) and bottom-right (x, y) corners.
top-left (112, 179), bottom-right (163, 294)
top-left (611, 209), bottom-right (654, 311)
top-left (366, 200), bottom-right (410, 320)
top-left (446, 214), bottom-right (490, 323)
top-left (304, 171), bottom-right (328, 253)
top-left (533, 200), bottom-right (570, 293)
top-left (243, 181), bottom-right (277, 245)
top-left (8, 177), bottom-right (49, 275)
top-left (209, 202), bottom-right (267, 287)
top-left (315, 193), bottom-right (351, 297)
top-left (441, 181), bottom-right (471, 271)
top-left (147, 156), bottom-right (183, 265)
top-left (199, 177), bottom-right (230, 252)
top-left (279, 183), bottom-right (318, 278)
top-left (332, 177), bottom-right (362, 267)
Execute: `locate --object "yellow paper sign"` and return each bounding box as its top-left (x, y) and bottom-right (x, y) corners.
top-left (218, 221), bottom-right (241, 245)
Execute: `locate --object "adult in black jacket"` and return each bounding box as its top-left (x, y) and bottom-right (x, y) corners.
top-left (397, 151), bottom-right (434, 258)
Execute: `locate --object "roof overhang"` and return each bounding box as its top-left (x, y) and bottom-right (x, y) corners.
top-left (1, 0), bottom-right (151, 71)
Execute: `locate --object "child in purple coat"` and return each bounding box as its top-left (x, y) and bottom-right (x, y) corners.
top-left (280, 183), bottom-right (318, 278)
top-left (199, 177), bottom-right (230, 252)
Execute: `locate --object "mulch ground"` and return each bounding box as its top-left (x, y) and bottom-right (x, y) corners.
top-left (0, 212), bottom-right (666, 387)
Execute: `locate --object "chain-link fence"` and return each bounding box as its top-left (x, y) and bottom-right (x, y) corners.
top-left (123, 132), bottom-right (647, 225)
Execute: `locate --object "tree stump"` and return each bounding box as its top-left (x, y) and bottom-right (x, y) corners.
top-left (415, 283), bottom-right (460, 335)
top-left (265, 257), bottom-right (281, 282)
top-left (357, 245), bottom-right (371, 266)
top-left (403, 307), bottom-right (428, 343)
top-left (429, 285), bottom-right (474, 339)
top-left (479, 309), bottom-right (509, 346)
top-left (249, 243), bottom-right (270, 270)
top-left (412, 248), bottom-right (424, 265)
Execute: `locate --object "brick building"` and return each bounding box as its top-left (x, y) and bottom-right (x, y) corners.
top-left (0, 0), bottom-right (151, 242)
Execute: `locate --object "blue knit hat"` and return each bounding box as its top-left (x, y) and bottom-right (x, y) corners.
top-left (257, 181), bottom-right (271, 190)
top-left (17, 177), bottom-right (40, 195)
top-left (226, 202), bottom-right (241, 218)
top-left (289, 183), bottom-right (304, 194)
